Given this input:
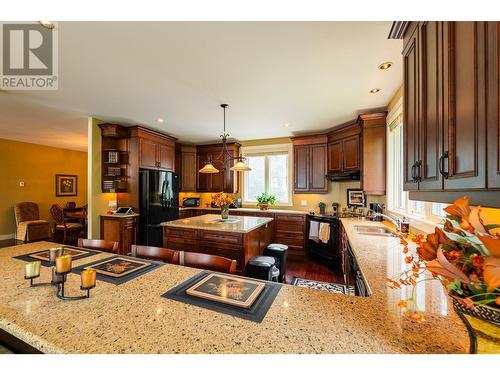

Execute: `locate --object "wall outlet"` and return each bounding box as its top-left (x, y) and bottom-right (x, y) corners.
top-left (19, 181), bottom-right (25, 187)
top-left (300, 200), bottom-right (308, 207)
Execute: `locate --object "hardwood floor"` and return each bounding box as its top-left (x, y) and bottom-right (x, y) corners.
top-left (286, 255), bottom-right (344, 284)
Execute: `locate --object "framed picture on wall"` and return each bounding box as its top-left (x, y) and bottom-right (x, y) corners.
top-left (55, 174), bottom-right (78, 197)
top-left (346, 189), bottom-right (365, 207)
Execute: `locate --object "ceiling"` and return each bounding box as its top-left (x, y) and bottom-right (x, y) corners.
top-left (0, 22), bottom-right (402, 152)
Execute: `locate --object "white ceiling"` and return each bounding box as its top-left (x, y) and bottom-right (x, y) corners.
top-left (0, 22), bottom-right (402, 151)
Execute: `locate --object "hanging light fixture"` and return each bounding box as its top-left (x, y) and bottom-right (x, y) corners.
top-left (199, 104), bottom-right (252, 174)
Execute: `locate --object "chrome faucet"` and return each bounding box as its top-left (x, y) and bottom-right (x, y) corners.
top-left (374, 213), bottom-right (402, 231)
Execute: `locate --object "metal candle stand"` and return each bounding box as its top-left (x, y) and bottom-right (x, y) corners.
top-left (54, 270), bottom-right (94, 300)
top-left (25, 260), bottom-right (95, 300)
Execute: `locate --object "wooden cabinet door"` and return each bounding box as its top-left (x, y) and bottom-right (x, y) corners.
top-left (139, 139), bottom-right (158, 169)
top-left (181, 152), bottom-right (197, 191)
top-left (487, 22), bottom-right (500, 188)
top-left (443, 21), bottom-right (486, 189)
top-left (196, 152), bottom-right (211, 191)
top-left (342, 135), bottom-right (360, 171)
top-left (294, 145), bottom-right (309, 192)
top-left (309, 144), bottom-right (328, 192)
top-left (403, 27), bottom-right (420, 191)
top-left (211, 158), bottom-right (225, 192)
top-left (158, 143), bottom-right (174, 171)
top-left (418, 21), bottom-right (444, 191)
top-left (328, 141), bottom-right (342, 172)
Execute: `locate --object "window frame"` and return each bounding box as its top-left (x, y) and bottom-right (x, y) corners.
top-left (240, 143), bottom-right (293, 207)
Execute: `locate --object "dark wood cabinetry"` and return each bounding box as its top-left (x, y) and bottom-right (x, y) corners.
top-left (137, 131), bottom-right (175, 171)
top-left (292, 135), bottom-right (328, 193)
top-left (196, 143), bottom-right (240, 193)
top-left (180, 145), bottom-right (197, 192)
top-left (100, 215), bottom-right (138, 255)
top-left (359, 113), bottom-right (387, 195)
top-left (401, 21), bottom-right (499, 205)
top-left (327, 123), bottom-right (361, 174)
top-left (99, 124), bottom-right (129, 193)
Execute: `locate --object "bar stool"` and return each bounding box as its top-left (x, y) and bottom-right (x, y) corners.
top-left (246, 256), bottom-right (280, 282)
top-left (264, 243), bottom-right (288, 283)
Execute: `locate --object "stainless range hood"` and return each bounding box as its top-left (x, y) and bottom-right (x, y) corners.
top-left (325, 170), bottom-right (360, 181)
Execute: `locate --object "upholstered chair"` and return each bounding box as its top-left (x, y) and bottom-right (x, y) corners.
top-left (14, 202), bottom-right (51, 243)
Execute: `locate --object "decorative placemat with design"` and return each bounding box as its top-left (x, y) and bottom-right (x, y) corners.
top-left (162, 271), bottom-right (282, 323)
top-left (72, 255), bottom-right (163, 285)
top-left (14, 246), bottom-right (100, 267)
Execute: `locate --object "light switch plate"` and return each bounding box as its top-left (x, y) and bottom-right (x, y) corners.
top-left (19, 181), bottom-right (25, 187)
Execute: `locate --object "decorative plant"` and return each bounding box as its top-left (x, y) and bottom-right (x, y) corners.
top-left (256, 192), bottom-right (277, 206)
top-left (388, 197), bottom-right (500, 322)
top-left (211, 192), bottom-right (236, 208)
top-left (318, 202), bottom-right (326, 209)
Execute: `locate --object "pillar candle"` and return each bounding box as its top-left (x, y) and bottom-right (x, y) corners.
top-left (25, 261), bottom-right (41, 278)
top-left (49, 247), bottom-right (63, 263)
top-left (80, 269), bottom-right (97, 288)
top-left (55, 254), bottom-right (72, 273)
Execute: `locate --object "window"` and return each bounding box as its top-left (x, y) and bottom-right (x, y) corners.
top-left (386, 97), bottom-right (446, 225)
top-left (242, 144), bottom-right (292, 206)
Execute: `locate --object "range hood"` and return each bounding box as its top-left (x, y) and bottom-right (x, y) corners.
top-left (325, 170), bottom-right (360, 181)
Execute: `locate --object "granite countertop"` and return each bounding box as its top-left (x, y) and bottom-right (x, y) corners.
top-left (0, 221), bottom-right (471, 353)
top-left (161, 214), bottom-right (273, 233)
top-left (179, 207), bottom-right (308, 215)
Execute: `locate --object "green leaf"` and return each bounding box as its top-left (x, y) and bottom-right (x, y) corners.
top-left (484, 224), bottom-right (500, 230)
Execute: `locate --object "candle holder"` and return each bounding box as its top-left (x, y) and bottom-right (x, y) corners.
top-left (55, 271), bottom-right (94, 300)
top-left (24, 275), bottom-right (53, 288)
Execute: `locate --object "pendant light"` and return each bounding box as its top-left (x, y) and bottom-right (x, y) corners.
top-left (199, 104), bottom-right (251, 174)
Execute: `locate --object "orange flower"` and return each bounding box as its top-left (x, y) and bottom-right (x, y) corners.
top-left (398, 300), bottom-right (408, 308)
top-left (405, 256), bottom-right (413, 264)
top-left (444, 197), bottom-right (471, 219)
top-left (426, 247), bottom-right (471, 284)
top-left (483, 256), bottom-right (500, 292)
top-left (478, 235), bottom-right (500, 258)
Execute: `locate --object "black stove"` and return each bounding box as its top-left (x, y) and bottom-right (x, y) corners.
top-left (307, 214), bottom-right (340, 268)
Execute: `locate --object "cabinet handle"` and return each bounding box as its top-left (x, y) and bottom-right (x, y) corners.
top-left (411, 162), bottom-right (416, 182)
top-left (415, 160), bottom-right (422, 182)
top-left (438, 151), bottom-right (449, 179)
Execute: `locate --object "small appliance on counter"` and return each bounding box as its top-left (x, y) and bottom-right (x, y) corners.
top-left (370, 203), bottom-right (384, 221)
top-left (182, 197), bottom-right (200, 207)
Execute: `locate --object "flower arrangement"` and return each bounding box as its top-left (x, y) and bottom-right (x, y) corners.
top-left (256, 192), bottom-right (276, 210)
top-left (388, 197), bottom-right (500, 323)
top-left (211, 192), bottom-right (237, 219)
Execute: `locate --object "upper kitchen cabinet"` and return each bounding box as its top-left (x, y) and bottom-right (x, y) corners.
top-left (292, 135), bottom-right (328, 194)
top-left (196, 142), bottom-right (240, 193)
top-left (129, 126), bottom-right (177, 172)
top-left (400, 21), bottom-right (499, 206)
top-left (327, 122), bottom-right (361, 175)
top-left (179, 145), bottom-right (197, 192)
top-left (358, 112), bottom-right (387, 195)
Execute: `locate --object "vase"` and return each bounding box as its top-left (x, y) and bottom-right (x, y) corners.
top-left (258, 203), bottom-right (269, 211)
top-left (319, 206), bottom-right (326, 215)
top-left (221, 205), bottom-right (229, 220)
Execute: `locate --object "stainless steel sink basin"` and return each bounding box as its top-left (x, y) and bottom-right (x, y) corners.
top-left (354, 225), bottom-right (396, 237)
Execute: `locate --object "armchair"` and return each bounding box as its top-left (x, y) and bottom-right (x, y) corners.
top-left (14, 202), bottom-right (51, 242)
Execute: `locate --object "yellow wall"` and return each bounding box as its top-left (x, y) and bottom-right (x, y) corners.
top-left (87, 117), bottom-right (117, 239)
top-left (0, 138), bottom-right (87, 237)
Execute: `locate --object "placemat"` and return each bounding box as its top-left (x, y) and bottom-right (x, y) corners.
top-left (162, 271), bottom-right (282, 323)
top-left (14, 246), bottom-right (100, 267)
top-left (72, 255), bottom-right (164, 285)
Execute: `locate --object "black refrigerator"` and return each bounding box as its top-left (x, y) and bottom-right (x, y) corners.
top-left (139, 169), bottom-right (179, 247)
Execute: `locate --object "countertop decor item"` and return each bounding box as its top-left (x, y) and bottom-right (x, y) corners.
top-left (318, 202), bottom-right (326, 215)
top-left (211, 192), bottom-right (237, 219)
top-left (199, 104), bottom-right (251, 174)
top-left (256, 192), bottom-right (276, 211)
top-left (388, 197), bottom-right (500, 326)
top-left (346, 189), bottom-right (365, 207)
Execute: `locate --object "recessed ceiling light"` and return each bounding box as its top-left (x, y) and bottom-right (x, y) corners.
top-left (370, 88), bottom-right (381, 94)
top-left (284, 123), bottom-right (290, 128)
top-left (378, 62), bottom-right (392, 70)
top-left (156, 118), bottom-right (164, 123)
top-left (39, 21), bottom-right (55, 30)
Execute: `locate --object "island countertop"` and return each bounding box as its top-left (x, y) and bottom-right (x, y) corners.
top-left (161, 214), bottom-right (273, 233)
top-left (0, 219), bottom-right (472, 354)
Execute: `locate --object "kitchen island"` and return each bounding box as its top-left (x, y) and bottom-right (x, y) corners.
top-left (0, 220), bottom-right (473, 353)
top-left (162, 214), bottom-right (274, 274)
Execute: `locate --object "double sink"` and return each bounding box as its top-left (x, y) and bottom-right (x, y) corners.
top-left (354, 225), bottom-right (396, 237)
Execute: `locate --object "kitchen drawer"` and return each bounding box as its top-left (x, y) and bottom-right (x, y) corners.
top-left (275, 222), bottom-right (305, 234)
top-left (165, 237), bottom-right (198, 251)
top-left (200, 230), bottom-right (242, 244)
top-left (274, 236), bottom-right (305, 247)
top-left (164, 227), bottom-right (197, 238)
top-left (197, 245), bottom-right (243, 266)
top-left (275, 214), bottom-right (306, 223)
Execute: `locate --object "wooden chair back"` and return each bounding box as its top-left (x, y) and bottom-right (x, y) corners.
top-left (78, 238), bottom-right (119, 253)
top-left (179, 251), bottom-right (238, 274)
top-left (50, 204), bottom-right (65, 225)
top-left (130, 245), bottom-right (179, 263)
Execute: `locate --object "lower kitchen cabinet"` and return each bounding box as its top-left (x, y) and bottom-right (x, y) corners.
top-left (274, 213), bottom-right (306, 258)
top-left (100, 215), bottom-right (138, 255)
top-left (339, 223), bottom-right (369, 297)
